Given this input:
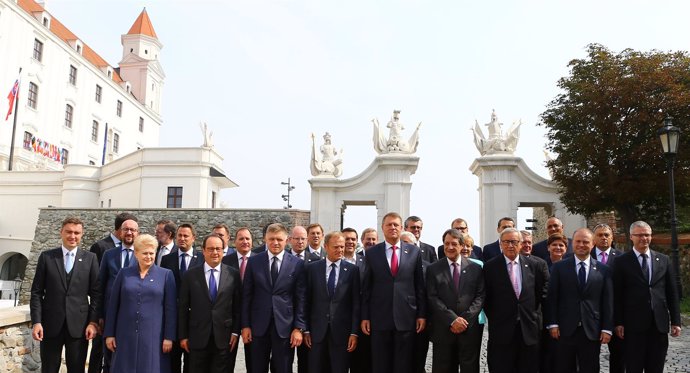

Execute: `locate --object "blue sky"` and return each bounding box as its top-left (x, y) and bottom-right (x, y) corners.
top-left (44, 0), bottom-right (690, 244)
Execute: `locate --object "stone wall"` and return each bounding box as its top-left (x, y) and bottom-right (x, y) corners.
top-left (19, 208), bottom-right (310, 305)
top-left (0, 306), bottom-right (38, 373)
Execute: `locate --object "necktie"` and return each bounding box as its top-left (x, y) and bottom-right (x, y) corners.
top-left (578, 262), bottom-right (586, 289)
top-left (208, 269), bottom-right (217, 302)
top-left (180, 253), bottom-right (187, 275)
top-left (601, 251), bottom-right (608, 265)
top-left (65, 252), bottom-right (74, 273)
top-left (240, 255), bottom-right (247, 281)
top-left (296, 253), bottom-right (303, 260)
top-left (123, 249), bottom-right (132, 268)
top-left (327, 263), bottom-right (337, 298)
top-left (640, 253), bottom-right (649, 283)
top-left (452, 262), bottom-right (460, 291)
top-left (390, 246), bottom-right (399, 276)
top-left (508, 261), bottom-right (520, 298)
top-left (271, 256), bottom-right (279, 284)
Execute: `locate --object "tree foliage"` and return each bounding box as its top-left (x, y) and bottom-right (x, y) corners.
top-left (540, 44), bottom-right (690, 232)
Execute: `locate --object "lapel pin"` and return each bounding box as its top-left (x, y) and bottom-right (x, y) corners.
top-left (150, 279), bottom-right (154, 282)
top-left (656, 258), bottom-right (659, 261)
top-left (344, 268), bottom-right (348, 271)
top-left (524, 264), bottom-right (528, 267)
top-left (78, 258), bottom-right (83, 262)
top-left (404, 250), bottom-right (409, 254)
top-left (462, 270), bottom-right (466, 273)
top-left (593, 266), bottom-right (597, 270)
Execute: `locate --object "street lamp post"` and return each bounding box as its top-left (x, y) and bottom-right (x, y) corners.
top-left (13, 275), bottom-right (23, 307)
top-left (657, 116), bottom-right (683, 299)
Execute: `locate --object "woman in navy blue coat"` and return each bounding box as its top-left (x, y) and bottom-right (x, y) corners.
top-left (105, 234), bottom-right (177, 373)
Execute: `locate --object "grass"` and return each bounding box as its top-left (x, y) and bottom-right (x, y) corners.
top-left (681, 296), bottom-right (690, 314)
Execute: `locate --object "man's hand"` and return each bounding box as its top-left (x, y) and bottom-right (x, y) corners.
top-left (229, 335), bottom-right (239, 351)
top-left (600, 332), bottom-right (611, 344)
top-left (180, 339), bottom-right (190, 353)
top-left (105, 337), bottom-right (117, 352)
top-left (550, 327), bottom-right (560, 340)
top-left (614, 326), bottom-right (624, 339)
top-left (415, 318), bottom-right (426, 333)
top-left (31, 323), bottom-right (43, 341)
top-left (450, 317), bottom-right (468, 334)
top-left (671, 325), bottom-right (682, 337)
top-left (85, 323), bottom-right (98, 340)
top-left (162, 339), bottom-right (172, 353)
top-left (347, 335), bottom-right (358, 352)
top-left (242, 327), bottom-right (252, 344)
top-left (304, 333), bottom-right (312, 348)
top-left (360, 320), bottom-right (371, 336)
top-left (290, 329), bottom-right (303, 348)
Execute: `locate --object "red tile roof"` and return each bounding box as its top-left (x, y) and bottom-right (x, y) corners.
top-left (127, 8), bottom-right (158, 38)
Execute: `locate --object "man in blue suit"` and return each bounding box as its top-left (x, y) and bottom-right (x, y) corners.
top-left (482, 217), bottom-right (515, 262)
top-left (241, 223), bottom-right (307, 373)
top-left (361, 212), bottom-right (427, 373)
top-left (545, 228), bottom-right (613, 373)
top-left (98, 217), bottom-right (139, 373)
top-left (304, 231), bottom-right (360, 373)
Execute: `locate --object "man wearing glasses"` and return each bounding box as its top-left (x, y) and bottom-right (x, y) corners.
top-left (612, 221), bottom-right (681, 373)
top-left (438, 218), bottom-right (483, 261)
top-left (483, 228), bottom-right (549, 373)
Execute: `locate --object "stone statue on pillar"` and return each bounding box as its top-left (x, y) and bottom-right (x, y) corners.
top-left (472, 109), bottom-right (521, 155)
top-left (199, 122), bottom-right (214, 148)
top-left (311, 132), bottom-right (343, 177)
top-left (372, 110), bottom-right (421, 154)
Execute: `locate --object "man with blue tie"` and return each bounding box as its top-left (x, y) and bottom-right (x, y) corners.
top-left (241, 223), bottom-right (307, 373)
top-left (545, 228), bottom-right (613, 373)
top-left (97, 217), bottom-right (139, 373)
top-left (361, 212), bottom-right (427, 373)
top-left (303, 231), bottom-right (360, 373)
top-left (30, 217), bottom-right (100, 373)
top-left (161, 223), bottom-right (204, 373)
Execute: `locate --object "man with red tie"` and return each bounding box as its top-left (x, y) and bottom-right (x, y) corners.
top-left (361, 212), bottom-right (427, 373)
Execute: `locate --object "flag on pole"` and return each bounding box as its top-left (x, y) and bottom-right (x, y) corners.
top-left (101, 123), bottom-right (108, 165)
top-left (5, 77), bottom-right (20, 121)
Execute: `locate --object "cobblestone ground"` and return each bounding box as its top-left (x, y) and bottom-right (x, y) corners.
top-left (232, 326), bottom-right (690, 373)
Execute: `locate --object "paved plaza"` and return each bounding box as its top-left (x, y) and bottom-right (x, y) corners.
top-left (231, 322), bottom-right (690, 373)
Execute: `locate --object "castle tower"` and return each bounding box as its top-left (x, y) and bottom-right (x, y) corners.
top-left (118, 8), bottom-right (165, 115)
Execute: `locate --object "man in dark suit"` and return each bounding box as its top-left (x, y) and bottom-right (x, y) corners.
top-left (350, 227), bottom-right (377, 373)
top-left (97, 217), bottom-right (139, 373)
top-left (426, 228), bottom-right (485, 373)
top-left (307, 223), bottom-right (327, 258)
top-left (161, 223), bottom-right (204, 373)
top-left (341, 227), bottom-right (359, 265)
top-left (613, 221), bottom-right (681, 373)
top-left (87, 212), bottom-right (135, 373)
top-left (482, 217), bottom-right (515, 262)
top-left (483, 228), bottom-right (549, 373)
top-left (222, 227), bottom-right (255, 372)
top-left (303, 231), bottom-right (361, 373)
top-left (361, 212), bottom-right (427, 373)
top-left (285, 225), bottom-right (319, 373)
top-left (155, 219), bottom-right (178, 265)
top-left (438, 218), bottom-right (483, 260)
top-left (178, 234), bottom-right (241, 373)
top-left (545, 228), bottom-right (613, 373)
top-left (211, 223), bottom-right (232, 256)
top-left (30, 217), bottom-right (100, 373)
top-left (531, 217), bottom-right (573, 261)
top-left (589, 223), bottom-right (624, 373)
top-left (241, 223), bottom-right (307, 373)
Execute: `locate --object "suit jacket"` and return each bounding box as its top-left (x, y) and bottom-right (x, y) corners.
top-left (483, 254), bottom-right (549, 346)
top-left (286, 248), bottom-right (321, 264)
top-left (305, 259), bottom-right (361, 343)
top-left (355, 251), bottom-right (367, 284)
top-left (438, 244), bottom-right (483, 261)
top-left (89, 235), bottom-right (117, 264)
top-left (361, 242), bottom-right (427, 331)
top-left (241, 251), bottom-right (307, 339)
top-left (425, 257), bottom-right (485, 343)
top-left (98, 246), bottom-right (138, 318)
top-left (160, 248), bottom-right (204, 293)
top-left (482, 240), bottom-right (502, 262)
top-left (156, 244), bottom-right (179, 265)
top-left (30, 248), bottom-right (101, 338)
top-left (545, 257), bottom-right (613, 341)
top-left (178, 263), bottom-right (242, 349)
top-left (418, 242), bottom-right (438, 265)
top-left (612, 250), bottom-right (680, 333)
top-left (532, 238), bottom-right (573, 262)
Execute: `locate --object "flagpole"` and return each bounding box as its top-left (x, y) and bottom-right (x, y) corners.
top-left (8, 67), bottom-right (22, 171)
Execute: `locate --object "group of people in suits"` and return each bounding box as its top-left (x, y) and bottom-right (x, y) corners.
top-left (29, 212), bottom-right (682, 373)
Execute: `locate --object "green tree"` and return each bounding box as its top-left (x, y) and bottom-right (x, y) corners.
top-left (540, 44), bottom-right (690, 233)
